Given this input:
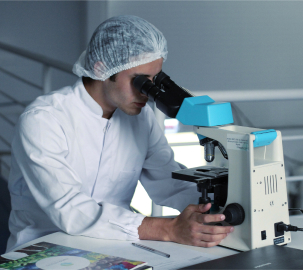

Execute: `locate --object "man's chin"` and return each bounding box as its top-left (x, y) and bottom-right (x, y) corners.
top-left (121, 107), bottom-right (142, 116)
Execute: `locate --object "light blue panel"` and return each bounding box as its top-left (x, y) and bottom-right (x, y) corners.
top-left (197, 134), bottom-right (206, 141)
top-left (186, 95), bottom-right (215, 104)
top-left (176, 96), bottom-right (234, 126)
top-left (251, 129), bottom-right (277, 147)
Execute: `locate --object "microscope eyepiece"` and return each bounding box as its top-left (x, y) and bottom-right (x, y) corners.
top-left (133, 75), bottom-right (161, 99)
top-left (133, 71), bottom-right (193, 118)
top-left (154, 71), bottom-right (172, 88)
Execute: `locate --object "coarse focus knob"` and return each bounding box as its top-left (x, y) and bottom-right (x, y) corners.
top-left (223, 203), bottom-right (245, 226)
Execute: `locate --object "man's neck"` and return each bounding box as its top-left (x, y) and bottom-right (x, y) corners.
top-left (82, 77), bottom-right (115, 119)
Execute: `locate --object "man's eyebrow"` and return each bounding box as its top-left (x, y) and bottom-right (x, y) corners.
top-left (133, 70), bottom-right (162, 78)
top-left (133, 73), bottom-right (150, 77)
top-left (133, 69), bottom-right (162, 78)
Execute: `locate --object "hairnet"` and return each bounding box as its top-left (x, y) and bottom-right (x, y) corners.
top-left (72, 15), bottom-right (168, 81)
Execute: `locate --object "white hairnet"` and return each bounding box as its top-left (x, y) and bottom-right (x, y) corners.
top-left (73, 15), bottom-right (168, 81)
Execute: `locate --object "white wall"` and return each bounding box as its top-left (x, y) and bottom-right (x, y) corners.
top-left (0, 1), bottom-right (86, 101)
top-left (0, 1), bottom-right (86, 63)
top-left (0, 1), bottom-right (87, 174)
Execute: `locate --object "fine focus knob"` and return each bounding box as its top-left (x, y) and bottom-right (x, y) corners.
top-left (223, 203), bottom-right (245, 225)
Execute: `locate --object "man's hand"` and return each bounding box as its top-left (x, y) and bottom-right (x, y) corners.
top-left (138, 203), bottom-right (234, 248)
top-left (168, 203), bottom-right (234, 247)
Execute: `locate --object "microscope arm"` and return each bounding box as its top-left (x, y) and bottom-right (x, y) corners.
top-left (133, 72), bottom-right (234, 162)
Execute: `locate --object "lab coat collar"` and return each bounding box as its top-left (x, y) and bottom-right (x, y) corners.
top-left (74, 78), bottom-right (104, 117)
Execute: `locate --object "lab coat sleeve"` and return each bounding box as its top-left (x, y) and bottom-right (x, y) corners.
top-left (140, 109), bottom-right (201, 212)
top-left (12, 110), bottom-right (145, 240)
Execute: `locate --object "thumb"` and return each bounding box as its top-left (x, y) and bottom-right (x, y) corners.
top-left (184, 204), bottom-right (203, 214)
top-left (197, 203), bottom-right (212, 213)
top-left (184, 203), bottom-right (212, 214)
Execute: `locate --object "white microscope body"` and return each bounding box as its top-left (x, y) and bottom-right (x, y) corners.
top-left (195, 124), bottom-right (291, 251)
top-left (132, 71), bottom-right (291, 252)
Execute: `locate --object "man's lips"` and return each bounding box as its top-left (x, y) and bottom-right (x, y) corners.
top-left (134, 102), bottom-right (146, 108)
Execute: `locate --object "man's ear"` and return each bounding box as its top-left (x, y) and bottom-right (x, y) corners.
top-left (94, 61), bottom-right (107, 78)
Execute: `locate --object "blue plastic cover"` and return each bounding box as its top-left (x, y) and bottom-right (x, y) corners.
top-left (251, 129), bottom-right (277, 147)
top-left (176, 96), bottom-right (234, 126)
top-left (197, 134), bottom-right (206, 140)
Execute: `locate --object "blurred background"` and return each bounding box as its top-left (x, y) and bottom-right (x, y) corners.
top-left (0, 0), bottom-right (303, 219)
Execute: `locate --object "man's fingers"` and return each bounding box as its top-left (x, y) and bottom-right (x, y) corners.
top-left (191, 230), bottom-right (230, 247)
top-left (197, 212), bottom-right (226, 224)
top-left (199, 240), bottom-right (222, 248)
top-left (199, 232), bottom-right (229, 243)
top-left (201, 224), bottom-right (234, 235)
top-left (173, 204), bottom-right (235, 248)
top-left (190, 233), bottom-right (225, 248)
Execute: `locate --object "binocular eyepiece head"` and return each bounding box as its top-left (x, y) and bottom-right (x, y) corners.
top-left (133, 75), bottom-right (160, 99)
top-left (133, 71), bottom-right (193, 118)
top-left (133, 71), bottom-right (171, 99)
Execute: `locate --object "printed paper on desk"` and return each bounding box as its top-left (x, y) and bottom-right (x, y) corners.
top-left (0, 242), bottom-right (147, 270)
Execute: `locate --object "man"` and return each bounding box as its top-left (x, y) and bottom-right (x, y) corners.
top-left (7, 15), bottom-right (233, 252)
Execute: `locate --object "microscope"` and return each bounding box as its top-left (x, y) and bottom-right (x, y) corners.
top-left (133, 72), bottom-right (291, 251)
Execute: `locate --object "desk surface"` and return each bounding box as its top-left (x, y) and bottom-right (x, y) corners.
top-left (5, 216), bottom-right (303, 270)
top-left (8, 232), bottom-right (238, 270)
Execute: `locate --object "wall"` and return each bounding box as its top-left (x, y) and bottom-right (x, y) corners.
top-left (0, 1), bottom-right (87, 176)
top-left (0, 1), bottom-right (86, 87)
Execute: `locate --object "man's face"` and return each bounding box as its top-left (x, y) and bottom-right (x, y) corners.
top-left (102, 58), bottom-right (163, 117)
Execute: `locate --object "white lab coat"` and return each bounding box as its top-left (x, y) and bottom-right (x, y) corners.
top-left (6, 79), bottom-right (200, 252)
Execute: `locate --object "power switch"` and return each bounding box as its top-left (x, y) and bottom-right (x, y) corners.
top-left (261, 230), bottom-right (267, 240)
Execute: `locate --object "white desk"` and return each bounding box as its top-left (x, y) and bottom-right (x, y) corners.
top-left (8, 232), bottom-right (238, 270)
top-left (5, 216), bottom-right (303, 270)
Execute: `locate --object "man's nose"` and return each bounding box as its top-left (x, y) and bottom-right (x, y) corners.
top-left (140, 92), bottom-right (148, 99)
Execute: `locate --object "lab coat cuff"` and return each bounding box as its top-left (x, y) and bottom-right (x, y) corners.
top-left (109, 213), bottom-right (145, 240)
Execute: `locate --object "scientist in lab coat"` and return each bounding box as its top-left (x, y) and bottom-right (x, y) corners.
top-left (6, 15), bottom-right (233, 252)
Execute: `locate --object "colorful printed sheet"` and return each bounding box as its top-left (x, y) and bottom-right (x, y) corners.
top-left (0, 242), bottom-right (147, 270)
